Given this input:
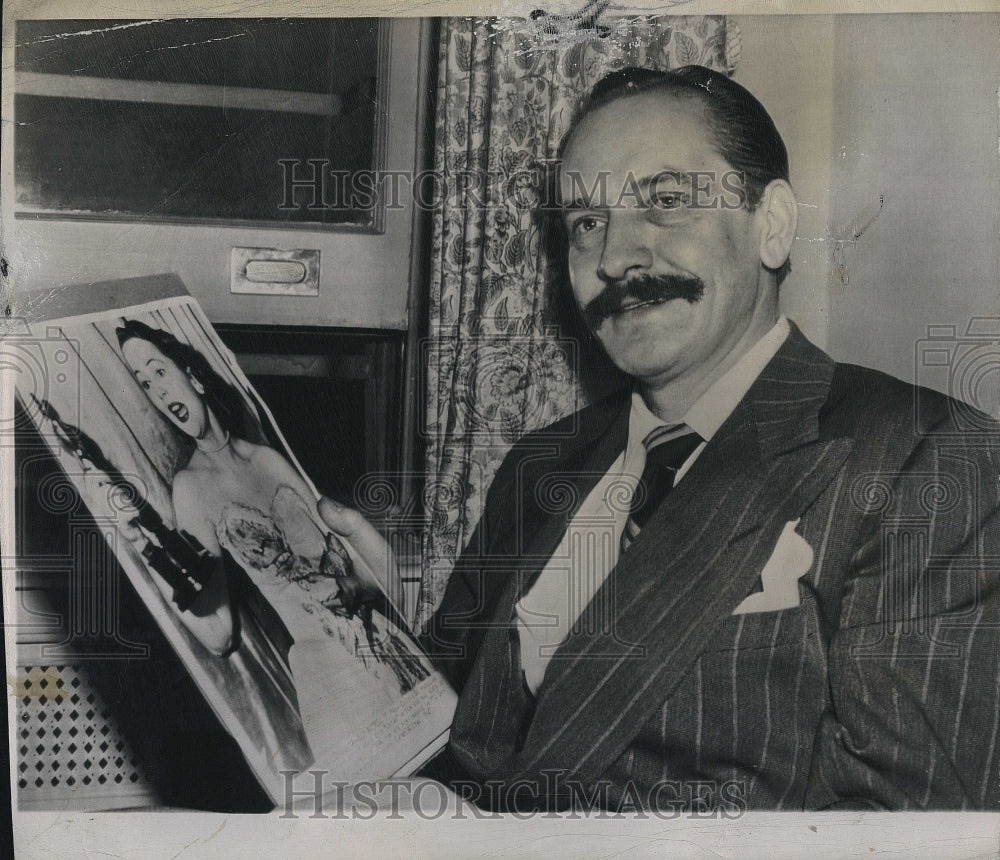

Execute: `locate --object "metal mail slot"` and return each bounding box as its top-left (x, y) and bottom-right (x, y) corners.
top-left (231, 247), bottom-right (320, 296)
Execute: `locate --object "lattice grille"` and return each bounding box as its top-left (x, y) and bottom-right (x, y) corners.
top-left (16, 664), bottom-right (154, 809)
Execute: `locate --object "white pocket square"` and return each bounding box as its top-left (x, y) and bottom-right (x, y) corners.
top-left (732, 518), bottom-right (814, 615)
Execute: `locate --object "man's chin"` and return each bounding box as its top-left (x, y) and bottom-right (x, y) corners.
top-left (600, 343), bottom-right (686, 384)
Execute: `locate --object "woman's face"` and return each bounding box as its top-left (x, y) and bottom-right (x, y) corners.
top-left (122, 337), bottom-right (209, 438)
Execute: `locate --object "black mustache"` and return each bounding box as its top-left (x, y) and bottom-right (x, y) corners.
top-left (581, 273), bottom-right (706, 329)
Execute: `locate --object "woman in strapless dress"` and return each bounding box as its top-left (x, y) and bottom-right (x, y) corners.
top-left (117, 319), bottom-right (428, 767)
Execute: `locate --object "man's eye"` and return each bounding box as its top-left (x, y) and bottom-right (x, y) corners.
top-left (651, 192), bottom-right (690, 211)
top-left (568, 216), bottom-right (605, 243)
top-left (141, 380), bottom-right (150, 390)
top-left (156, 368), bottom-right (165, 377)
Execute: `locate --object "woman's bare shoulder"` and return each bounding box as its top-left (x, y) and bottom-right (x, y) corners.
top-left (243, 441), bottom-right (313, 496)
top-left (171, 465), bottom-right (203, 497)
top-left (229, 439), bottom-right (297, 482)
top-left (236, 439), bottom-right (287, 470)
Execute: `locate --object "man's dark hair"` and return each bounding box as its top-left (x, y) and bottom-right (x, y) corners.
top-left (560, 65), bottom-right (789, 211)
top-left (116, 318), bottom-right (248, 440)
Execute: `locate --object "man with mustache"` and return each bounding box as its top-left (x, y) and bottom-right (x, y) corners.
top-left (579, 272), bottom-right (706, 331)
top-left (322, 65), bottom-right (1000, 811)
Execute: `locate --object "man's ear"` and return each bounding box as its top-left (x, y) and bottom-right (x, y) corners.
top-left (756, 179), bottom-right (798, 271)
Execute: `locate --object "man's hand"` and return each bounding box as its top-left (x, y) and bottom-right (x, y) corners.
top-left (317, 497), bottom-right (405, 619)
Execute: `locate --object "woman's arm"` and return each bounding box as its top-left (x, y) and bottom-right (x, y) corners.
top-left (160, 470), bottom-right (236, 657)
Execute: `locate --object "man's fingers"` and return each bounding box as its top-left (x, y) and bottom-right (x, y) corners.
top-left (316, 497), bottom-right (405, 616)
top-left (318, 496), bottom-right (373, 539)
top-left (317, 497), bottom-right (390, 569)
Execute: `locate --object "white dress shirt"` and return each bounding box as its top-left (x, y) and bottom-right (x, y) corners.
top-left (515, 317), bottom-right (791, 695)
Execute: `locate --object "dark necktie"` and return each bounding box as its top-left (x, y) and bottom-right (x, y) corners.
top-left (620, 426), bottom-right (703, 553)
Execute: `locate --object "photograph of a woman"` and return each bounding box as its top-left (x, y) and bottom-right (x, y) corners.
top-left (116, 318), bottom-right (430, 717)
top-left (13, 292), bottom-right (455, 804)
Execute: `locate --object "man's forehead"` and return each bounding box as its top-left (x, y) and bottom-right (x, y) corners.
top-left (559, 92), bottom-right (718, 190)
top-left (563, 91), bottom-right (709, 156)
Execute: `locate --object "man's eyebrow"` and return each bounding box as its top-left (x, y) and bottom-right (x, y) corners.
top-left (633, 170), bottom-right (693, 193)
top-left (559, 168), bottom-right (694, 211)
top-left (560, 198), bottom-right (598, 212)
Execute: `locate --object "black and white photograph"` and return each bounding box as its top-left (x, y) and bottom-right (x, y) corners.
top-left (6, 284), bottom-right (455, 810)
top-left (2, 2), bottom-right (999, 857)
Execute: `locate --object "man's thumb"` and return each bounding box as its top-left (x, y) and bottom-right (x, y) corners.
top-left (317, 496), bottom-right (361, 537)
top-left (316, 496), bottom-right (402, 613)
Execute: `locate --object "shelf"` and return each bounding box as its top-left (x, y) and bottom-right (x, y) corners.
top-left (15, 72), bottom-right (344, 116)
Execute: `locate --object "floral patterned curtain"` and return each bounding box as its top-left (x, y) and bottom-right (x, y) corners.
top-left (418, 16), bottom-right (735, 625)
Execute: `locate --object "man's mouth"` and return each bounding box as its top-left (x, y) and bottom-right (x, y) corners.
top-left (581, 273), bottom-right (705, 329)
top-left (615, 296), bottom-right (670, 315)
top-left (168, 402), bottom-right (189, 423)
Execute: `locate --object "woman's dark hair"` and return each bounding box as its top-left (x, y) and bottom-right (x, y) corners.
top-left (560, 65), bottom-right (790, 211)
top-left (116, 319), bottom-right (248, 439)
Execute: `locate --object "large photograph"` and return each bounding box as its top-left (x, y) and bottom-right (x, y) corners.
top-left (7, 289), bottom-right (454, 807)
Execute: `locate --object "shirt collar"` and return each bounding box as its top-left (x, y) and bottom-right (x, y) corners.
top-left (628, 316), bottom-right (791, 448)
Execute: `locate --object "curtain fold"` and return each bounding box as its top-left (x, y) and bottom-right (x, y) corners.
top-left (418, 16), bottom-right (731, 625)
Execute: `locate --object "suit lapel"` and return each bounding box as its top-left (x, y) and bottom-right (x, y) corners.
top-left (511, 326), bottom-right (854, 784)
top-left (514, 396), bottom-right (632, 601)
top-left (447, 395), bottom-right (631, 773)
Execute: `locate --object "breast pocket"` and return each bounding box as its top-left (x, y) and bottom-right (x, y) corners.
top-left (705, 592), bottom-right (814, 653)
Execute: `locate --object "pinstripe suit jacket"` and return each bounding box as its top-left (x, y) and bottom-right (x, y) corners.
top-left (421, 325), bottom-right (1000, 811)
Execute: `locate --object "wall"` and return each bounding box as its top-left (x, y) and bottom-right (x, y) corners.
top-left (733, 13), bottom-right (999, 415)
top-left (731, 15), bottom-right (837, 349)
top-left (827, 14), bottom-right (999, 411)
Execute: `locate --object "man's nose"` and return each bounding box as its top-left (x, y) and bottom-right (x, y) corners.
top-left (597, 211), bottom-right (653, 282)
